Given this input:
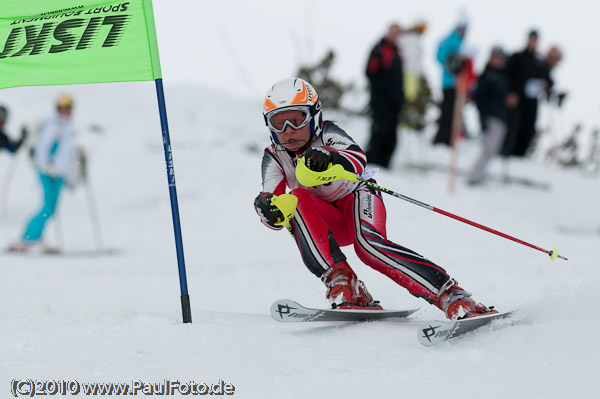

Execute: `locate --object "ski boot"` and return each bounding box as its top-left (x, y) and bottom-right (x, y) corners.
top-left (8, 242), bottom-right (30, 253)
top-left (321, 260), bottom-right (382, 310)
top-left (8, 241), bottom-right (60, 254)
top-left (434, 278), bottom-right (497, 320)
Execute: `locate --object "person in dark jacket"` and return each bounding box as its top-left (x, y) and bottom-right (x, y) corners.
top-left (468, 47), bottom-right (510, 185)
top-left (433, 22), bottom-right (467, 146)
top-left (365, 23), bottom-right (405, 169)
top-left (0, 106), bottom-right (27, 154)
top-left (502, 30), bottom-right (551, 157)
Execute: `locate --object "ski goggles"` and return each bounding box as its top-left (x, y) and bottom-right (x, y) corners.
top-left (265, 106), bottom-right (311, 133)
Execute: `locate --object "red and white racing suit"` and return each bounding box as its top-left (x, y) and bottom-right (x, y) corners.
top-left (259, 121), bottom-right (450, 303)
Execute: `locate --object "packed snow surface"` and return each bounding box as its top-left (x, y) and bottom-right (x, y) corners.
top-left (1, 83), bottom-right (598, 398)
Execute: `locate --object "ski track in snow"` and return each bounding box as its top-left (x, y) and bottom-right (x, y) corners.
top-left (1, 82), bottom-right (598, 398)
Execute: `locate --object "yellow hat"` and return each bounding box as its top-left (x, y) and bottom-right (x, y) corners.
top-left (57, 95), bottom-right (74, 107)
top-left (411, 22), bottom-right (427, 34)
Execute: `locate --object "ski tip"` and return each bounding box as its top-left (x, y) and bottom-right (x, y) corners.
top-left (417, 310), bottom-right (514, 347)
top-left (417, 320), bottom-right (453, 347)
top-left (269, 299), bottom-right (302, 322)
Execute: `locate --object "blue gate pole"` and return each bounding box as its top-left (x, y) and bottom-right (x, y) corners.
top-left (154, 78), bottom-right (192, 323)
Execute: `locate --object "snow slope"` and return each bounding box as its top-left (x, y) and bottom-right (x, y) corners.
top-left (0, 83), bottom-right (598, 398)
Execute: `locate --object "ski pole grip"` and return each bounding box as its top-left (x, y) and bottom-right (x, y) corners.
top-left (271, 194), bottom-right (298, 228)
top-left (295, 157), bottom-right (358, 187)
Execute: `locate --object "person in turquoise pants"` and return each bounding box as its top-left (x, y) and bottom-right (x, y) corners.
top-left (22, 171), bottom-right (65, 243)
top-left (9, 95), bottom-right (76, 252)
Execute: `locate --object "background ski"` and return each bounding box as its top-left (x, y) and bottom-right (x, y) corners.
top-left (402, 161), bottom-right (551, 190)
top-left (417, 311), bottom-right (513, 346)
top-left (556, 225), bottom-right (600, 236)
top-left (4, 247), bottom-right (123, 258)
top-left (270, 299), bottom-right (418, 323)
top-left (43, 248), bottom-right (124, 257)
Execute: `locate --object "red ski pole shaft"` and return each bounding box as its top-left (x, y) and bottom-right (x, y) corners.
top-left (356, 179), bottom-right (568, 261)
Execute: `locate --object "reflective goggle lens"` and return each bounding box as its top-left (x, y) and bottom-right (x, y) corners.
top-left (267, 108), bottom-right (311, 133)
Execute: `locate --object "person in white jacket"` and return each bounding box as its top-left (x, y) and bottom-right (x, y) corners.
top-left (10, 95), bottom-right (76, 252)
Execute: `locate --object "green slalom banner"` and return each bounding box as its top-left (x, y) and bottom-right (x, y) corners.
top-left (0, 0), bottom-right (162, 89)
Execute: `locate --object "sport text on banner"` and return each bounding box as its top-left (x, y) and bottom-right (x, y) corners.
top-left (0, 0), bottom-right (162, 89)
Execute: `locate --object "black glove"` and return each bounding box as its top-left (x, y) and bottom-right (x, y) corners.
top-left (556, 91), bottom-right (567, 108)
top-left (446, 52), bottom-right (466, 75)
top-left (254, 192), bottom-right (283, 228)
top-left (303, 147), bottom-right (333, 172)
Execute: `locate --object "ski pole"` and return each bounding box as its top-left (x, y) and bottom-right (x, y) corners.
top-left (84, 177), bottom-right (104, 251)
top-left (0, 153), bottom-right (20, 219)
top-left (296, 158), bottom-right (568, 261)
top-left (53, 209), bottom-right (64, 250)
top-left (79, 149), bottom-right (104, 251)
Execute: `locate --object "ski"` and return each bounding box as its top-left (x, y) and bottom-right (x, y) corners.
top-left (42, 248), bottom-right (123, 257)
top-left (402, 161), bottom-right (551, 191)
top-left (4, 247), bottom-right (123, 257)
top-left (417, 311), bottom-right (513, 346)
top-left (270, 299), bottom-right (418, 323)
top-left (557, 225), bottom-right (600, 236)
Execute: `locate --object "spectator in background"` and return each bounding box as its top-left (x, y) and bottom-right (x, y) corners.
top-left (0, 106), bottom-right (27, 155)
top-left (543, 45), bottom-right (563, 100)
top-left (468, 46), bottom-right (510, 185)
top-left (433, 19), bottom-right (468, 146)
top-left (365, 23), bottom-right (405, 169)
top-left (9, 95), bottom-right (76, 253)
top-left (502, 29), bottom-right (551, 157)
top-left (399, 21), bottom-right (427, 103)
top-left (545, 45), bottom-right (563, 72)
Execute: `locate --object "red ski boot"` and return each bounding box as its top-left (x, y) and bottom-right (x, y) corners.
top-left (321, 261), bottom-right (382, 310)
top-left (434, 279), bottom-right (497, 320)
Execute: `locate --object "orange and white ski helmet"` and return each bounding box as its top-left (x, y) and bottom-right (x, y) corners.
top-left (263, 78), bottom-right (323, 144)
